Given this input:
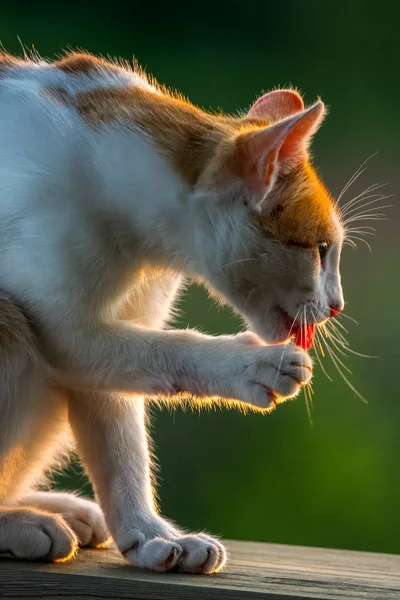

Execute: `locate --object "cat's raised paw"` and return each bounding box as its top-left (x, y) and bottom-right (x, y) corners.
top-left (237, 343), bottom-right (313, 409)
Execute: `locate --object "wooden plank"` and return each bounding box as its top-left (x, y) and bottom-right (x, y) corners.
top-left (1, 540), bottom-right (400, 599)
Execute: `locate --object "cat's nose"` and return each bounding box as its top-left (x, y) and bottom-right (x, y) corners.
top-left (329, 302), bottom-right (343, 318)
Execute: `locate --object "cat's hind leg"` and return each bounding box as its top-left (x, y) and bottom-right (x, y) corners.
top-left (0, 293), bottom-right (108, 559)
top-left (0, 293), bottom-right (79, 560)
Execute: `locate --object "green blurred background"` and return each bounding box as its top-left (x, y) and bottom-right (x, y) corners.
top-left (3, 0), bottom-right (399, 554)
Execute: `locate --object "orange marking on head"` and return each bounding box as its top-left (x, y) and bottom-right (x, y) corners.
top-left (259, 160), bottom-right (341, 246)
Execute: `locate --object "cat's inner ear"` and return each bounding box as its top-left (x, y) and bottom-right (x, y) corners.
top-left (248, 89), bottom-right (304, 122)
top-left (235, 100), bottom-right (326, 210)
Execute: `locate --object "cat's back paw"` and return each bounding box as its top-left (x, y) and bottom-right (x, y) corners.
top-left (61, 496), bottom-right (111, 548)
top-left (1, 507), bottom-right (78, 562)
top-left (18, 492), bottom-right (111, 548)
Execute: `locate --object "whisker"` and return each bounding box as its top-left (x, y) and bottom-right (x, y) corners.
top-left (343, 240), bottom-right (357, 249)
top-left (304, 382), bottom-right (314, 427)
top-left (324, 321), bottom-right (378, 358)
top-left (345, 236), bottom-right (373, 252)
top-left (322, 329), bottom-right (351, 360)
top-left (338, 312), bottom-right (359, 325)
top-left (345, 228), bottom-right (376, 237)
top-left (303, 306), bottom-right (314, 425)
top-left (325, 320), bottom-right (350, 344)
top-left (313, 306), bottom-right (356, 358)
top-left (344, 209), bottom-right (393, 225)
top-left (320, 325), bottom-right (352, 373)
top-left (341, 194), bottom-right (393, 218)
top-left (311, 313), bottom-right (333, 382)
top-left (341, 188), bottom-right (389, 214)
top-left (344, 205), bottom-right (393, 222)
top-left (273, 307), bottom-right (301, 387)
top-left (345, 217), bottom-right (388, 227)
top-left (318, 331), bottom-right (368, 404)
top-left (346, 225), bottom-right (376, 232)
top-left (327, 316), bottom-right (350, 334)
top-left (336, 152), bottom-right (378, 204)
top-left (219, 257), bottom-right (256, 270)
top-left (340, 182), bottom-right (388, 212)
top-left (337, 167), bottom-right (368, 204)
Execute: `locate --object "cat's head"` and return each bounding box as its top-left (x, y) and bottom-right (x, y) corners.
top-left (191, 90), bottom-right (344, 347)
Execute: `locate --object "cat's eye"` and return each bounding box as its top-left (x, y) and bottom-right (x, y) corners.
top-left (318, 242), bottom-right (330, 263)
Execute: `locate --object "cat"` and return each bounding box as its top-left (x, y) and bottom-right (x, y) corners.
top-left (0, 51), bottom-right (344, 573)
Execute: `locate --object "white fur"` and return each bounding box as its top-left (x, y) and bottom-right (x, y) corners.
top-left (0, 60), bottom-right (339, 572)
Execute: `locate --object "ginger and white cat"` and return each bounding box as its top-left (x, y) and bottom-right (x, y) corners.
top-left (0, 52), bottom-right (344, 573)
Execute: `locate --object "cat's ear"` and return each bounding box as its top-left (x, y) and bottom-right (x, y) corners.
top-left (236, 100), bottom-right (325, 209)
top-left (248, 89), bottom-right (304, 121)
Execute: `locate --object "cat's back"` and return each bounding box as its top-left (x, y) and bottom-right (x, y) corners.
top-left (0, 52), bottom-right (152, 142)
top-left (0, 51), bottom-right (150, 101)
top-left (0, 52), bottom-right (171, 313)
top-left (0, 52), bottom-right (154, 236)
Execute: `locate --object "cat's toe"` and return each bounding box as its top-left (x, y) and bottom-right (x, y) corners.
top-left (63, 499), bottom-right (110, 548)
top-left (7, 509), bottom-right (79, 562)
top-left (125, 537), bottom-right (183, 572)
top-left (175, 534), bottom-right (226, 574)
top-left (197, 532), bottom-right (227, 571)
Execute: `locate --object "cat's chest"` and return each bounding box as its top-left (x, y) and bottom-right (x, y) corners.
top-left (118, 269), bottom-right (183, 329)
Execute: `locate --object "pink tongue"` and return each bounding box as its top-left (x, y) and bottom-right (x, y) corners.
top-left (294, 324), bottom-right (315, 351)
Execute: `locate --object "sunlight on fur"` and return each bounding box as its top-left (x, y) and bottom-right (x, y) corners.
top-left (0, 48), bottom-right (384, 573)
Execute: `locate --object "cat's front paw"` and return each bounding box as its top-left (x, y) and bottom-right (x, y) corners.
top-left (118, 518), bottom-right (226, 574)
top-left (173, 533), bottom-right (226, 574)
top-left (226, 342), bottom-right (312, 410)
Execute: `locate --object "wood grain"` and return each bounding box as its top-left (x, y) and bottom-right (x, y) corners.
top-left (1, 540), bottom-right (400, 599)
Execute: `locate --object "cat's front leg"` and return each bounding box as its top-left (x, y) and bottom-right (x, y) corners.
top-left (68, 392), bottom-right (227, 574)
top-left (53, 323), bottom-right (312, 410)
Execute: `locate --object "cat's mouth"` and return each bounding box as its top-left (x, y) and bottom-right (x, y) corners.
top-left (277, 307), bottom-right (316, 351)
top-left (292, 323), bottom-right (315, 351)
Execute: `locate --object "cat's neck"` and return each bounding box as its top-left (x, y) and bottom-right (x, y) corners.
top-left (69, 81), bottom-right (256, 275)
top-left (86, 110), bottom-right (196, 274)
top-left (76, 85), bottom-right (230, 187)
